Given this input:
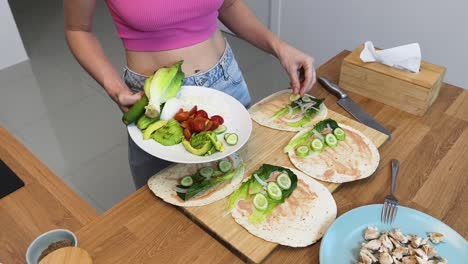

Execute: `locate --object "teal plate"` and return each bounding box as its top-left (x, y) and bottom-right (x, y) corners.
top-left (320, 204), bottom-right (468, 264)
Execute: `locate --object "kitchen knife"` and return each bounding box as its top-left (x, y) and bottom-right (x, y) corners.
top-left (318, 76), bottom-right (392, 139)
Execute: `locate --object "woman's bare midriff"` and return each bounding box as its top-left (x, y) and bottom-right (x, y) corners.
top-left (125, 30), bottom-right (227, 76)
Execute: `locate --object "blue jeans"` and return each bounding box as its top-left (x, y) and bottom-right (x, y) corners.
top-left (123, 42), bottom-right (251, 189)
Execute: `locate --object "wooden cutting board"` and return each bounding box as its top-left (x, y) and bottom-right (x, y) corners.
top-left (151, 97), bottom-right (388, 263)
top-left (181, 110), bottom-right (387, 263)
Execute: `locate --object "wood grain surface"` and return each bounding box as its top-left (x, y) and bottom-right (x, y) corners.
top-left (0, 126), bottom-right (99, 263)
top-left (75, 187), bottom-right (243, 264)
top-left (178, 109), bottom-right (387, 263)
top-left (263, 51), bottom-right (468, 264)
top-left (2, 50), bottom-right (466, 264)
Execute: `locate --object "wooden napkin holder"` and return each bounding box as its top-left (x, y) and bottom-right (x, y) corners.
top-left (339, 45), bottom-right (446, 116)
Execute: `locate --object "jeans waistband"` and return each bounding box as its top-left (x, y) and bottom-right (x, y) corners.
top-left (123, 39), bottom-right (233, 81)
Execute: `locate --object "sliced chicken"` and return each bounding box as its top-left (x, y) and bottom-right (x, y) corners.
top-left (380, 233), bottom-right (395, 251)
top-left (365, 226), bottom-right (381, 240)
top-left (427, 232), bottom-right (445, 244)
top-left (389, 229), bottom-right (409, 244)
top-left (421, 244), bottom-right (438, 258)
top-left (402, 256), bottom-right (418, 264)
top-left (379, 252), bottom-right (394, 264)
top-left (363, 239), bottom-right (382, 251)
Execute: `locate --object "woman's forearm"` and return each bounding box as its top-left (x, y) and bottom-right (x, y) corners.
top-left (65, 30), bottom-right (127, 102)
top-left (218, 0), bottom-right (283, 57)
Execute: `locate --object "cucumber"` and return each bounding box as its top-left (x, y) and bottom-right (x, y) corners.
top-left (214, 125), bottom-right (227, 134)
top-left (295, 145), bottom-right (309, 158)
top-left (311, 138), bottom-right (324, 152)
top-left (137, 115), bottom-right (158, 130)
top-left (212, 170), bottom-right (224, 177)
top-left (225, 133), bottom-right (238, 146)
top-left (218, 159), bottom-right (232, 173)
top-left (253, 193), bottom-right (268, 211)
top-left (302, 96), bottom-right (312, 103)
top-left (267, 182), bottom-right (282, 201)
top-left (277, 173), bottom-right (291, 190)
top-left (199, 167), bottom-right (214, 178)
top-left (180, 176), bottom-right (193, 187)
top-left (325, 134), bottom-right (338, 147)
top-left (289, 94), bottom-right (301, 101)
top-left (333, 127), bottom-right (346, 141)
top-left (122, 95), bottom-right (148, 125)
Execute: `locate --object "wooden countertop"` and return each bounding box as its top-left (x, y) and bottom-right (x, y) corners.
top-left (2, 50), bottom-right (467, 263)
top-left (0, 126), bottom-right (99, 263)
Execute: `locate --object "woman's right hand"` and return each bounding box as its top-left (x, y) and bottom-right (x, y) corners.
top-left (115, 89), bottom-right (144, 112)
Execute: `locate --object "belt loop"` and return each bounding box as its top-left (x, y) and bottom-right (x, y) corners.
top-left (220, 58), bottom-right (229, 81)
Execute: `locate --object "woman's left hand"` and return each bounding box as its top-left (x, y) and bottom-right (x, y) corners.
top-left (276, 42), bottom-right (316, 95)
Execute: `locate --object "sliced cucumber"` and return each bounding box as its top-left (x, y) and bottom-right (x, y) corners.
top-left (295, 145), bottom-right (310, 158)
top-left (199, 167), bottom-right (214, 178)
top-left (302, 96), bottom-right (312, 103)
top-left (311, 138), bottom-right (324, 152)
top-left (267, 182), bottom-right (282, 201)
top-left (212, 170), bottom-right (224, 177)
top-left (289, 94), bottom-right (301, 101)
top-left (325, 134), bottom-right (338, 147)
top-left (218, 160), bottom-right (232, 173)
top-left (277, 173), bottom-right (292, 190)
top-left (253, 193), bottom-right (268, 211)
top-left (225, 133), bottom-right (238, 146)
top-left (214, 125), bottom-right (227, 134)
top-left (333, 127), bottom-right (346, 141)
top-left (224, 133), bottom-right (232, 141)
top-left (180, 176), bottom-right (193, 187)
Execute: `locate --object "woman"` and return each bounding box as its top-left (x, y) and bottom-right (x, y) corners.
top-left (65, 0), bottom-right (316, 188)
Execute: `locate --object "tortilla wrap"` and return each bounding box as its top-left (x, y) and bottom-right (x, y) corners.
top-left (249, 90), bottom-right (328, 132)
top-left (230, 168), bottom-right (337, 247)
top-left (148, 154), bottom-right (245, 207)
top-left (288, 124), bottom-right (380, 183)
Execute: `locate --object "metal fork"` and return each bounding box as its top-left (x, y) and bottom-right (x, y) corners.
top-left (381, 159), bottom-right (400, 224)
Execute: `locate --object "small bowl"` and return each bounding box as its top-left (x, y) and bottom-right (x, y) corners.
top-left (26, 229), bottom-right (78, 264)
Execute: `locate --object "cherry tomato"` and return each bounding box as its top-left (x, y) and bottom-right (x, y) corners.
top-left (180, 121), bottom-right (191, 130)
top-left (196, 110), bottom-right (208, 119)
top-left (210, 115), bottom-right (224, 125)
top-left (204, 120), bottom-right (214, 131)
top-left (183, 128), bottom-right (192, 140)
top-left (174, 112), bottom-right (189, 122)
top-left (188, 106), bottom-right (198, 117)
top-left (211, 122), bottom-right (219, 130)
top-left (192, 117), bottom-right (206, 133)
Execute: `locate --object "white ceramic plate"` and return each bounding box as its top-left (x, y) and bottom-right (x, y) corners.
top-left (128, 86), bottom-right (252, 164)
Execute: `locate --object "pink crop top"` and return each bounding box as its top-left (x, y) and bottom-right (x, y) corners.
top-left (105, 0), bottom-right (223, 51)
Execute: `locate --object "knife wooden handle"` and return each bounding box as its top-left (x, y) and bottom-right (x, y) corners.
top-left (318, 77), bottom-right (348, 99)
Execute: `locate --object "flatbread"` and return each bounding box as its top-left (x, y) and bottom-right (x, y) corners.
top-left (148, 154), bottom-right (245, 207)
top-left (288, 124), bottom-right (380, 183)
top-left (230, 168), bottom-right (337, 247)
top-left (249, 90), bottom-right (328, 132)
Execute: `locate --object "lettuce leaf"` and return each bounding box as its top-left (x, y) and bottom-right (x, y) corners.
top-left (287, 98), bottom-right (324, 127)
top-left (177, 163), bottom-right (245, 201)
top-left (283, 118), bottom-right (340, 152)
top-left (228, 164), bottom-right (298, 224)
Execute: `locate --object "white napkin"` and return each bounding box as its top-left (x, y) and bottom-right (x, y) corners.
top-left (360, 41), bottom-right (421, 73)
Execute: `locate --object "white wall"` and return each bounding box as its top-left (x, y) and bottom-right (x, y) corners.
top-left (0, 0), bottom-right (28, 70)
top-left (278, 0), bottom-right (467, 88)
